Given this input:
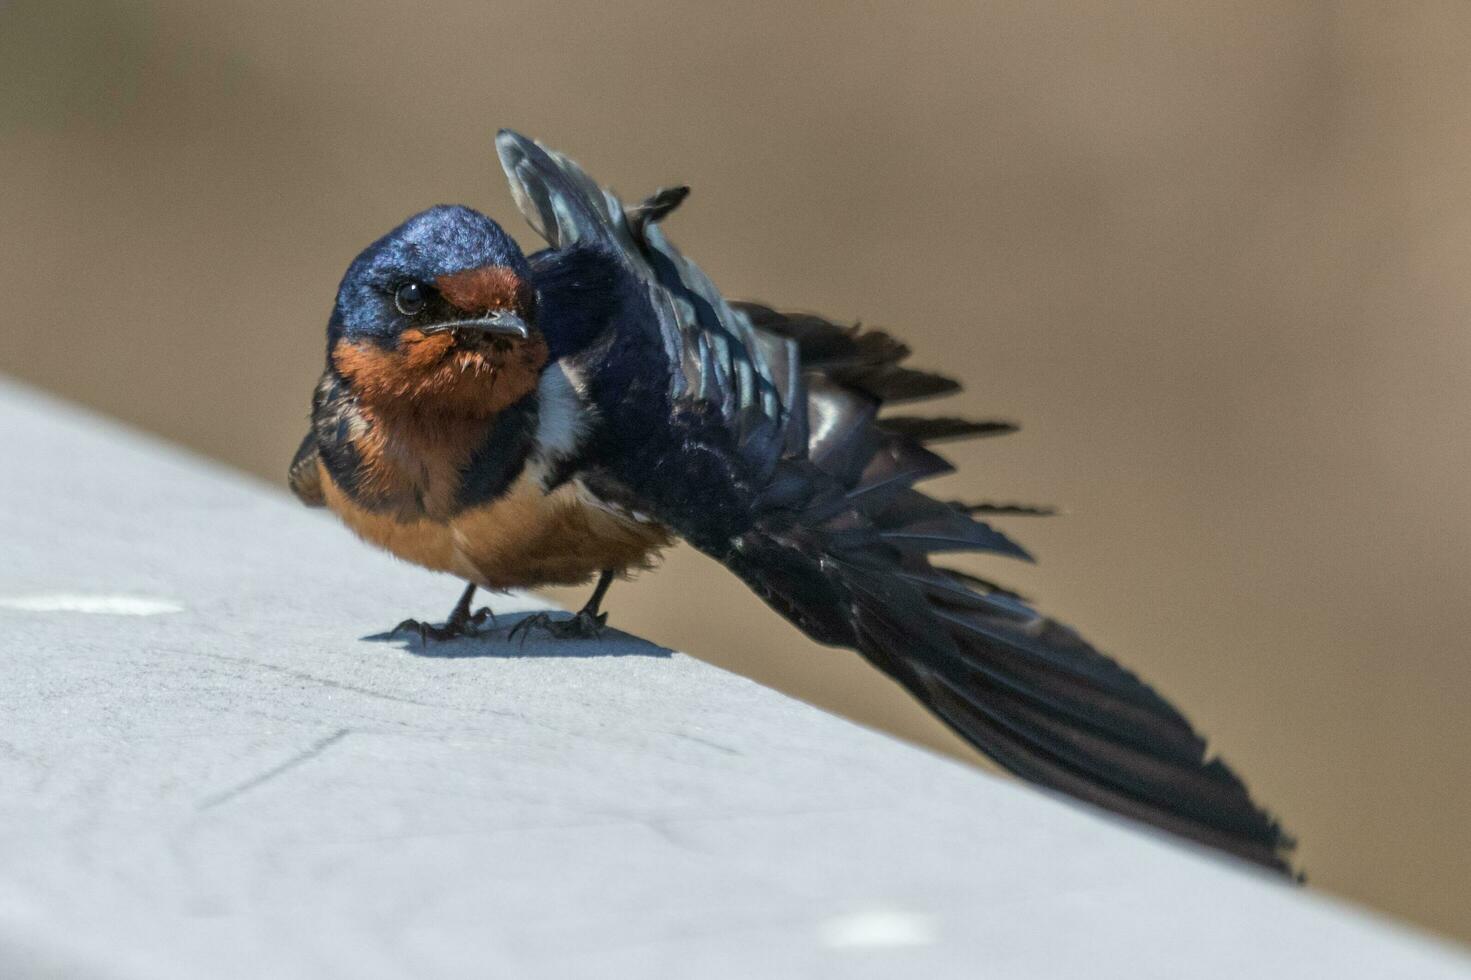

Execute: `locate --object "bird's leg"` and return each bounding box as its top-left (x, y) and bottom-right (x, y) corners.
top-left (393, 582), bottom-right (495, 644)
top-left (509, 569), bottom-right (615, 643)
top-left (574, 568), bottom-right (615, 628)
top-left (447, 582), bottom-right (497, 630)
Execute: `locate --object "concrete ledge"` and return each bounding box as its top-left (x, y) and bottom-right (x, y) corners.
top-left (2, 376), bottom-right (1467, 979)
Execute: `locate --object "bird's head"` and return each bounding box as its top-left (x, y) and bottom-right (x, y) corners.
top-left (327, 205), bottom-right (544, 416)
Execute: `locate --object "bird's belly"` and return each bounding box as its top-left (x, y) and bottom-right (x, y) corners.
top-left (449, 473), bottom-right (671, 589)
top-left (320, 462), bottom-right (669, 590)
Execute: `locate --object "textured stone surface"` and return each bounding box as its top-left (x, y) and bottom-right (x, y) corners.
top-left (1, 376), bottom-right (1467, 979)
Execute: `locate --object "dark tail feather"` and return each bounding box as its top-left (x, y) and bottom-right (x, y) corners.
top-left (805, 433), bottom-right (1296, 874)
top-left (725, 302), bottom-right (1295, 874)
top-left (877, 416), bottom-right (1019, 443)
top-left (831, 543), bottom-right (1295, 874)
top-left (951, 500), bottom-right (1058, 517)
top-left (732, 302), bottom-right (960, 404)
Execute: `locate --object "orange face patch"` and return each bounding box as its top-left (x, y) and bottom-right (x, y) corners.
top-left (331, 329), bottom-right (549, 417)
top-left (435, 265), bottom-right (535, 316)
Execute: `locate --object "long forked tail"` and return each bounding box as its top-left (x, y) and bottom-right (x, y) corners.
top-left (733, 303), bottom-right (1296, 875)
top-left (842, 550), bottom-right (1295, 872)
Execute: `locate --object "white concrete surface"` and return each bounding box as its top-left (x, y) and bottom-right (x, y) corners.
top-left (0, 376), bottom-right (1467, 979)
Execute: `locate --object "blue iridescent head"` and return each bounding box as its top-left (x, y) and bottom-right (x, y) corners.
top-left (328, 204), bottom-right (535, 348)
top-left (327, 205), bottom-right (546, 413)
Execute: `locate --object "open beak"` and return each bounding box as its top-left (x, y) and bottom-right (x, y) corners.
top-left (422, 310), bottom-right (530, 340)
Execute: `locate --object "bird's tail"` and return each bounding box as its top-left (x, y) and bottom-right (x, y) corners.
top-left (730, 304), bottom-right (1296, 875)
top-left (836, 538), bottom-right (1293, 873)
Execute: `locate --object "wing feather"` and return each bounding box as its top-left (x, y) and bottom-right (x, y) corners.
top-left (494, 129), bottom-right (1296, 875)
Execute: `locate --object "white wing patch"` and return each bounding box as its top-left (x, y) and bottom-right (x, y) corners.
top-left (532, 363), bottom-right (590, 473)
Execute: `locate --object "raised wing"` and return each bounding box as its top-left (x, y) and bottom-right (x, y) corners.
top-left (494, 130), bottom-right (1295, 875)
top-left (496, 130), bottom-right (805, 464)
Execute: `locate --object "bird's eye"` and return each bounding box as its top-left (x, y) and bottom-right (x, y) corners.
top-left (394, 281), bottom-right (427, 316)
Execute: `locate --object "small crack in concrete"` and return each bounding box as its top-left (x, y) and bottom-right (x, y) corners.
top-left (196, 728), bottom-right (352, 810)
top-left (673, 732), bottom-right (743, 756)
top-left (187, 650), bottom-right (440, 711)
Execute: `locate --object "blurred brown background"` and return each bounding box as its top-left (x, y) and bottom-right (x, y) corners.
top-left (3, 0), bottom-right (1468, 943)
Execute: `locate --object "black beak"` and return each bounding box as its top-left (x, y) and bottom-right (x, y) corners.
top-left (423, 310), bottom-right (531, 340)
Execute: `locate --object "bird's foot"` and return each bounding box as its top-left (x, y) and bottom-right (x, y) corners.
top-left (391, 606), bottom-right (494, 645)
top-left (508, 609), bottom-right (608, 644)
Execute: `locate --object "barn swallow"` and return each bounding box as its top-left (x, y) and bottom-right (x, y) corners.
top-left (291, 130), bottom-right (1295, 874)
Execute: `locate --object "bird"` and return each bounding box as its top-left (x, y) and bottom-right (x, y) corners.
top-left (290, 129), bottom-right (1295, 875)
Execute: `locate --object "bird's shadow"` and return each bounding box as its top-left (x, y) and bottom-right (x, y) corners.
top-left (360, 609), bottom-right (673, 660)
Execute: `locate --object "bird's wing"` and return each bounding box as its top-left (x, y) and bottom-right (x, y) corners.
top-left (494, 130), bottom-right (1296, 875)
top-left (288, 431), bottom-right (325, 507)
top-left (495, 131), bottom-right (801, 460)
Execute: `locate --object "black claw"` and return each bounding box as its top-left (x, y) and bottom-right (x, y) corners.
top-left (389, 613), bottom-right (489, 645)
top-left (508, 609), bottom-right (608, 643)
top-left (508, 612), bottom-right (549, 646)
top-left (392, 618), bottom-right (427, 640)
